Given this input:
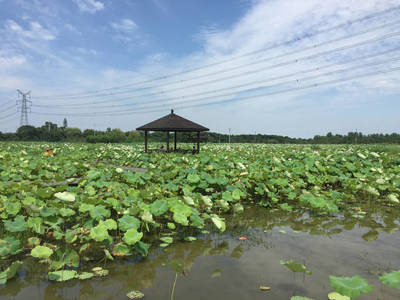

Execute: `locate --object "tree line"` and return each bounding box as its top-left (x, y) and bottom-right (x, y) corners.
top-left (0, 121), bottom-right (399, 144)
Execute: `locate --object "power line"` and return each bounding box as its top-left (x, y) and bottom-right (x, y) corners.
top-left (33, 37), bottom-right (400, 110)
top-left (31, 66), bottom-right (400, 117)
top-left (0, 111), bottom-right (18, 122)
top-left (0, 103), bottom-right (17, 115)
top-left (35, 6), bottom-right (400, 99)
top-left (33, 54), bottom-right (400, 113)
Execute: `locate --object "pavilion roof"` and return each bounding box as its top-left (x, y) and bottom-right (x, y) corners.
top-left (136, 110), bottom-right (209, 132)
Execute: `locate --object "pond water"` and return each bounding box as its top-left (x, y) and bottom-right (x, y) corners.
top-left (1, 205), bottom-right (400, 300)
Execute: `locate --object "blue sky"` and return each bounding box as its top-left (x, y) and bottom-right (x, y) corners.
top-left (0, 0), bottom-right (399, 137)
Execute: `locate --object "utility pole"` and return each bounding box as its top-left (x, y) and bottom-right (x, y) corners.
top-left (17, 90), bottom-right (31, 127)
top-left (228, 128), bottom-right (231, 144)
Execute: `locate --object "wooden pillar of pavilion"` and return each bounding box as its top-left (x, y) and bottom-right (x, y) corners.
top-left (144, 131), bottom-right (148, 153)
top-left (174, 131), bottom-right (177, 152)
top-left (166, 131), bottom-right (170, 152)
top-left (197, 131), bottom-right (200, 153)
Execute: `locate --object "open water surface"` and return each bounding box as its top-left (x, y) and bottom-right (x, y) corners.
top-left (1, 205), bottom-right (400, 300)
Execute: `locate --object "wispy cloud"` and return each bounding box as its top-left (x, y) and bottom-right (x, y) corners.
top-left (73, 0), bottom-right (104, 14)
top-left (5, 19), bottom-right (56, 40)
top-left (111, 18), bottom-right (137, 33)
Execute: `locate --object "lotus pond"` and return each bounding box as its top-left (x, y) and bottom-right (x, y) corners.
top-left (0, 142), bottom-right (399, 299)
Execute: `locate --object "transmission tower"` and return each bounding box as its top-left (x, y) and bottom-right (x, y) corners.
top-left (17, 90), bottom-right (31, 126)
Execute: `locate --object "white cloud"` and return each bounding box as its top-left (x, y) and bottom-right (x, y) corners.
top-left (73, 0), bottom-right (104, 14)
top-left (111, 18), bottom-right (137, 33)
top-left (5, 20), bottom-right (56, 40)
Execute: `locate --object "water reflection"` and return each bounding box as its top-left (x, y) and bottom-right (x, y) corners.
top-left (0, 205), bottom-right (399, 300)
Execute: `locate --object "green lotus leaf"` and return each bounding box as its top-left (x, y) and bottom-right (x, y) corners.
top-left (60, 208), bottom-right (76, 217)
top-left (92, 267), bottom-right (109, 277)
top-left (135, 241), bottom-right (150, 257)
top-left (183, 196), bottom-right (195, 206)
top-left (184, 236), bottom-right (197, 242)
top-left (187, 173), bottom-right (200, 184)
top-left (190, 213), bottom-right (204, 228)
top-left (54, 192), bottom-right (75, 202)
top-left (173, 211), bottom-right (189, 226)
top-left (4, 215), bottom-right (27, 232)
top-left (90, 205), bottom-right (111, 220)
top-left (280, 260), bottom-right (312, 275)
top-left (65, 229), bottom-right (78, 244)
top-left (64, 249), bottom-right (80, 267)
top-left (379, 270), bottom-right (400, 290)
top-left (388, 194), bottom-right (399, 204)
top-left (4, 201), bottom-right (21, 216)
top-left (127, 290), bottom-right (144, 299)
top-left (87, 170), bottom-right (101, 180)
top-left (222, 191), bottom-right (233, 202)
top-left (141, 210), bottom-right (153, 223)
top-left (47, 270), bottom-right (77, 282)
top-left (31, 245), bottom-right (53, 259)
top-left (0, 237), bottom-right (21, 257)
top-left (328, 292), bottom-right (350, 300)
top-left (79, 203), bottom-right (95, 213)
top-left (210, 214), bottom-right (226, 232)
top-left (201, 195), bottom-right (213, 207)
top-left (329, 275), bottom-right (372, 298)
top-left (160, 237), bottom-right (173, 244)
top-left (27, 217), bottom-right (45, 234)
top-left (118, 215), bottom-right (141, 232)
top-left (40, 207), bottom-right (57, 217)
top-left (233, 203), bottom-right (244, 213)
top-left (0, 261), bottom-right (23, 285)
top-left (100, 219), bottom-right (117, 230)
top-left (150, 199), bottom-right (169, 216)
top-left (167, 222), bottom-right (176, 230)
top-left (112, 243), bottom-right (131, 257)
top-left (123, 229), bottom-right (143, 245)
top-left (89, 224), bottom-right (110, 242)
top-left (77, 272), bottom-right (94, 280)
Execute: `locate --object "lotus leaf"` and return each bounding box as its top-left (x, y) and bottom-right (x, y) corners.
top-left (47, 270), bottom-right (77, 282)
top-left (187, 173), bottom-right (200, 184)
top-left (280, 260), bottom-right (312, 275)
top-left (123, 229), bottom-right (143, 245)
top-left (118, 215), bottom-right (141, 232)
top-left (126, 290), bottom-right (144, 299)
top-left (210, 214), bottom-right (226, 232)
top-left (329, 275), bottom-right (372, 298)
top-left (90, 224), bottom-right (110, 242)
top-left (0, 237), bottom-right (21, 257)
top-left (150, 199), bottom-right (169, 216)
top-left (0, 261), bottom-right (23, 284)
top-left (92, 267), bottom-right (109, 277)
top-left (4, 216), bottom-right (27, 232)
top-left (54, 192), bottom-right (75, 202)
top-left (160, 237), bottom-right (173, 244)
top-left (379, 270), bottom-right (400, 290)
top-left (77, 272), bottom-right (94, 280)
top-left (328, 292), bottom-right (350, 300)
top-left (31, 245), bottom-right (53, 259)
top-left (60, 208), bottom-right (75, 217)
top-left (112, 243), bottom-right (131, 256)
top-left (101, 219), bottom-right (118, 230)
top-left (141, 210), bottom-right (153, 223)
top-left (90, 205), bottom-right (111, 220)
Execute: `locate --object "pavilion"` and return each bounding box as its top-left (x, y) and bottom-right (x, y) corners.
top-left (136, 109), bottom-right (209, 153)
